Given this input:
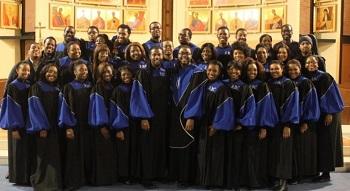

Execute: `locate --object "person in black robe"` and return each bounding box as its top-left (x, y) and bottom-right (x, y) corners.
top-left (56, 26), bottom-right (86, 59)
top-left (142, 22), bottom-right (162, 58)
top-left (88, 63), bottom-right (117, 186)
top-left (134, 47), bottom-right (170, 187)
top-left (287, 59), bottom-right (320, 183)
top-left (215, 26), bottom-right (232, 70)
top-left (259, 34), bottom-right (274, 63)
top-left (110, 65), bottom-right (154, 185)
top-left (111, 24), bottom-right (132, 60)
top-left (173, 28), bottom-right (201, 62)
top-left (161, 41), bottom-right (177, 69)
top-left (241, 59), bottom-right (279, 189)
top-left (268, 60), bottom-right (300, 191)
top-left (223, 60), bottom-right (256, 190)
top-left (0, 62), bottom-right (32, 185)
top-left (196, 60), bottom-right (235, 188)
top-left (272, 24), bottom-right (300, 60)
top-left (27, 64), bottom-right (63, 190)
top-left (304, 55), bottom-right (344, 182)
top-left (82, 26), bottom-right (99, 62)
top-left (234, 28), bottom-right (256, 58)
top-left (196, 43), bottom-right (217, 71)
top-left (58, 60), bottom-right (93, 190)
top-left (168, 45), bottom-right (206, 187)
top-left (58, 41), bottom-right (92, 87)
top-left (231, 41), bottom-right (250, 65)
top-left (120, 42), bottom-right (148, 75)
top-left (255, 44), bottom-right (272, 80)
top-left (296, 35), bottom-right (326, 74)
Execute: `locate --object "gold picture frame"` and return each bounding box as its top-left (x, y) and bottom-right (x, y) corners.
top-left (212, 8), bottom-right (260, 33)
top-left (262, 5), bottom-right (286, 32)
top-left (188, 0), bottom-right (211, 7)
top-left (1, 1), bottom-right (22, 29)
top-left (314, 4), bottom-right (336, 32)
top-left (124, 9), bottom-right (147, 32)
top-left (124, 0), bottom-right (147, 7)
top-left (187, 9), bottom-right (211, 34)
top-left (75, 0), bottom-right (122, 6)
top-left (213, 0), bottom-right (260, 7)
top-left (49, 3), bottom-right (74, 30)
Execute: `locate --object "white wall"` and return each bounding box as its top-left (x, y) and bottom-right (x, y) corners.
top-left (0, 29), bottom-right (21, 79)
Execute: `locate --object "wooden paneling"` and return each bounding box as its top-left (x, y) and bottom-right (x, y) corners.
top-left (162, 0), bottom-right (173, 41)
top-left (343, 0), bottom-right (350, 36)
top-left (340, 87), bottom-right (350, 125)
top-left (0, 79), bottom-right (7, 98)
top-left (300, 0), bottom-right (312, 34)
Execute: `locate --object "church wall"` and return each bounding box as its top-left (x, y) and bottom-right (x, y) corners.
top-left (0, 29), bottom-right (21, 79)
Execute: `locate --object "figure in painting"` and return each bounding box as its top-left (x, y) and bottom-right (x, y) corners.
top-left (107, 11), bottom-right (120, 31)
top-left (92, 10), bottom-right (105, 30)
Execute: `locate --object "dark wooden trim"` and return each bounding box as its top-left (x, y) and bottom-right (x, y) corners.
top-left (317, 39), bottom-right (336, 43)
top-left (162, 0), bottom-right (173, 41)
top-left (310, 0), bottom-right (314, 34)
top-left (0, 33), bottom-right (35, 40)
top-left (0, 79), bottom-right (7, 98)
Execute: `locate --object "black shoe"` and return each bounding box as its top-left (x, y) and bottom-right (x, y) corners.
top-left (274, 179), bottom-right (288, 191)
top-left (142, 181), bottom-right (157, 189)
top-left (287, 178), bottom-right (298, 185)
top-left (177, 182), bottom-right (190, 189)
top-left (312, 175), bottom-right (330, 183)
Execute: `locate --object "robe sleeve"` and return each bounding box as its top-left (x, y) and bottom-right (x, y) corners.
top-left (238, 85), bottom-right (256, 127)
top-left (212, 87), bottom-right (235, 131)
top-left (0, 85), bottom-right (25, 130)
top-left (280, 80), bottom-right (300, 125)
top-left (299, 79), bottom-right (320, 122)
top-left (318, 74), bottom-right (344, 114)
top-left (255, 83), bottom-right (279, 127)
top-left (130, 80), bottom-right (154, 119)
top-left (110, 88), bottom-right (129, 129)
top-left (27, 84), bottom-right (51, 132)
top-left (58, 85), bottom-right (77, 128)
top-left (183, 79), bottom-right (207, 119)
top-left (88, 89), bottom-right (109, 127)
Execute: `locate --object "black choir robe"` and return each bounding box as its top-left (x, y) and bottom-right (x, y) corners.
top-left (307, 70), bottom-right (344, 172)
top-left (292, 76), bottom-right (320, 178)
top-left (196, 80), bottom-right (235, 187)
top-left (27, 81), bottom-right (63, 190)
top-left (109, 81), bottom-right (154, 181)
top-left (168, 63), bottom-right (206, 184)
top-left (0, 79), bottom-right (33, 185)
top-left (135, 65), bottom-right (170, 180)
top-left (268, 76), bottom-right (300, 180)
top-left (88, 82), bottom-right (117, 185)
top-left (58, 57), bottom-right (91, 87)
top-left (224, 79), bottom-right (256, 189)
top-left (58, 80), bottom-right (93, 189)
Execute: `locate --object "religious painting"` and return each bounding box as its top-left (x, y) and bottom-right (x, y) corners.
top-left (213, 0), bottom-right (260, 7)
top-left (1, 1), bottom-right (21, 29)
top-left (213, 8), bottom-right (260, 33)
top-left (262, 6), bottom-right (286, 32)
top-left (104, 9), bottom-right (122, 32)
top-left (91, 8), bottom-right (107, 31)
top-left (314, 4), bottom-right (336, 32)
top-left (188, 0), bottom-right (211, 7)
top-left (124, 9), bottom-right (147, 32)
top-left (75, 6), bottom-right (92, 31)
top-left (187, 9), bottom-right (211, 33)
top-left (124, 0), bottom-right (146, 7)
top-left (49, 3), bottom-right (73, 30)
top-left (75, 0), bottom-right (122, 6)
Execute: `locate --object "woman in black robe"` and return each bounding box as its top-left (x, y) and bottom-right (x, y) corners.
top-left (287, 59), bottom-right (320, 183)
top-left (58, 61), bottom-right (93, 190)
top-left (88, 63), bottom-right (117, 185)
top-left (268, 60), bottom-right (300, 191)
top-left (110, 65), bottom-right (154, 185)
top-left (224, 60), bottom-right (256, 190)
top-left (196, 60), bottom-right (235, 188)
top-left (240, 59), bottom-right (279, 189)
top-left (0, 62), bottom-right (32, 185)
top-left (134, 47), bottom-right (170, 187)
top-left (305, 55), bottom-right (344, 182)
top-left (27, 63), bottom-right (63, 190)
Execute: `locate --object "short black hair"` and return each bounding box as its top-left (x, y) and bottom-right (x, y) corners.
top-left (149, 21), bottom-right (161, 30)
top-left (200, 43), bottom-right (217, 60)
top-left (181, 28), bottom-right (192, 38)
top-left (39, 63), bottom-right (59, 83)
top-left (255, 43), bottom-right (268, 53)
top-left (217, 26), bottom-right (229, 32)
top-left (231, 41), bottom-right (250, 57)
top-left (43, 36), bottom-right (57, 45)
top-left (88, 26), bottom-right (99, 33)
top-left (118, 24), bottom-right (131, 34)
top-left (227, 60), bottom-right (242, 71)
top-left (235, 28), bottom-right (247, 36)
top-left (208, 60), bottom-right (223, 72)
top-left (259, 34), bottom-right (272, 43)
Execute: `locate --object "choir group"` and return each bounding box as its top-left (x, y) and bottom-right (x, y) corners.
top-left (0, 22), bottom-right (345, 191)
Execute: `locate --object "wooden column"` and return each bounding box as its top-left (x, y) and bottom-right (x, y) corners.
top-left (162, 0), bottom-right (173, 41)
top-left (300, 0), bottom-right (313, 34)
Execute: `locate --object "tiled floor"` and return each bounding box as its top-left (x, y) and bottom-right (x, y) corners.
top-left (0, 165), bottom-right (350, 191)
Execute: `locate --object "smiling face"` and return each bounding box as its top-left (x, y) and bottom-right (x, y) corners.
top-left (74, 63), bottom-right (88, 81)
top-left (162, 41), bottom-right (173, 56)
top-left (16, 63), bottom-right (31, 80)
top-left (101, 65), bottom-right (113, 82)
top-left (95, 36), bottom-right (106, 46)
top-left (288, 63), bottom-right (301, 80)
top-left (130, 45), bottom-right (142, 61)
top-left (45, 65), bottom-right (58, 83)
top-left (44, 39), bottom-right (56, 55)
top-left (87, 27), bottom-right (99, 42)
top-left (277, 47), bottom-right (288, 62)
top-left (217, 28), bottom-right (230, 45)
top-left (68, 44), bottom-right (81, 59)
top-left (150, 22), bottom-right (161, 39)
top-left (178, 47), bottom-right (192, 66)
top-left (29, 43), bottom-right (41, 59)
top-left (64, 26), bottom-right (76, 42)
top-left (233, 49), bottom-right (245, 63)
top-left (117, 27), bottom-right (130, 44)
top-left (178, 29), bottom-right (191, 44)
top-left (227, 67), bottom-right (241, 81)
top-left (247, 63), bottom-right (258, 80)
top-left (281, 25), bottom-right (292, 41)
top-left (98, 50), bottom-right (109, 62)
top-left (306, 56), bottom-right (319, 72)
top-left (236, 30), bottom-right (247, 42)
top-left (150, 48), bottom-right (163, 68)
top-left (256, 47), bottom-right (268, 63)
top-left (201, 47), bottom-right (213, 62)
top-left (299, 41), bottom-right (312, 55)
top-left (207, 64), bottom-right (220, 81)
top-left (270, 63), bottom-right (283, 79)
top-left (120, 69), bottom-right (132, 84)
top-left (261, 36), bottom-right (272, 50)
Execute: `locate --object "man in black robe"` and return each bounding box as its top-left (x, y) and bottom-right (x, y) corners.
top-left (272, 24), bottom-right (300, 60)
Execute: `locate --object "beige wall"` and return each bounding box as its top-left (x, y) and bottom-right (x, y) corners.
top-left (0, 29), bottom-right (21, 79)
top-left (35, 0), bottom-right (162, 44)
